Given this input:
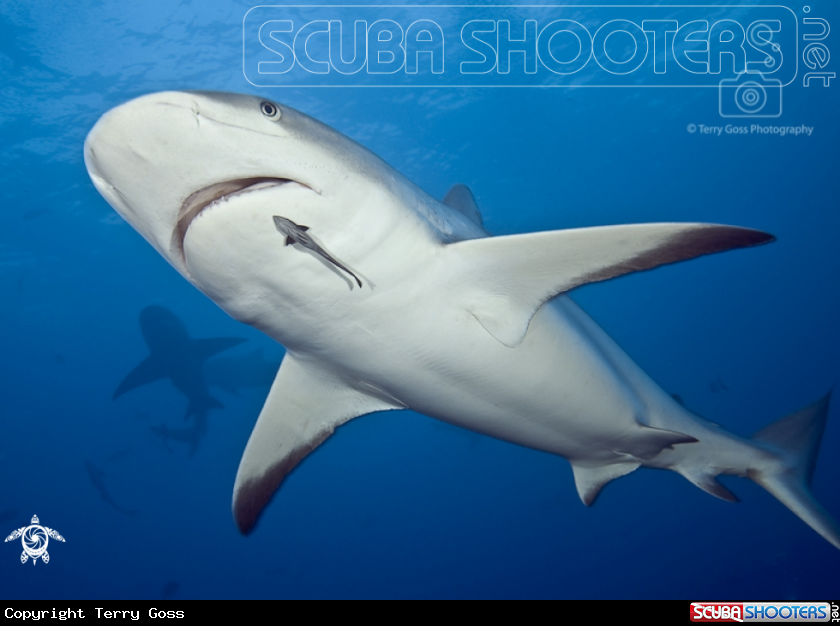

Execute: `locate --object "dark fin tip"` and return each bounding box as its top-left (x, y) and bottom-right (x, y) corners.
top-left (234, 432), bottom-right (333, 536)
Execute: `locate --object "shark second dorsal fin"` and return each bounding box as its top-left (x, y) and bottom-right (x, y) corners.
top-left (447, 223), bottom-right (774, 348)
top-left (443, 184), bottom-right (483, 226)
top-left (232, 354), bottom-right (404, 535)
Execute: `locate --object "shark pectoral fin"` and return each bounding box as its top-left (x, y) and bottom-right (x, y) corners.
top-left (449, 223), bottom-right (774, 347)
top-left (193, 337), bottom-right (247, 361)
top-left (232, 354), bottom-right (404, 535)
top-left (443, 184), bottom-right (483, 226)
top-left (113, 355), bottom-right (167, 399)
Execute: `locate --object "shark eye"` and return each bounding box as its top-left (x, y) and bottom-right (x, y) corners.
top-left (260, 101), bottom-right (281, 120)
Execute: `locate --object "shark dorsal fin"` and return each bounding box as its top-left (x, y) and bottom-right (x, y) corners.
top-left (443, 184), bottom-right (483, 226)
top-left (448, 223), bottom-right (774, 348)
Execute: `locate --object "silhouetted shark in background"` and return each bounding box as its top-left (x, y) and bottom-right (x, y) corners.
top-left (205, 348), bottom-right (281, 396)
top-left (151, 412), bottom-right (208, 456)
top-left (160, 581), bottom-right (180, 600)
top-left (84, 460), bottom-right (137, 515)
top-left (114, 306), bottom-right (245, 419)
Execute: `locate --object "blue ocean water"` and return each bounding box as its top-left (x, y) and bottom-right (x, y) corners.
top-left (1, 0), bottom-right (839, 600)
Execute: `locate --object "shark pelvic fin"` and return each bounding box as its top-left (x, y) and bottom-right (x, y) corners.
top-left (232, 354), bottom-right (404, 535)
top-left (616, 425), bottom-right (699, 460)
top-left (443, 184), bottom-right (483, 226)
top-left (448, 223), bottom-right (774, 348)
top-left (570, 425), bottom-right (697, 506)
top-left (571, 460), bottom-right (641, 506)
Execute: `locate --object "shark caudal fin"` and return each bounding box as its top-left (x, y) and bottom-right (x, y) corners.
top-left (749, 393), bottom-right (840, 550)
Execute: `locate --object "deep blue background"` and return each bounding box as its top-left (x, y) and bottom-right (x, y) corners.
top-left (1, 0), bottom-right (838, 599)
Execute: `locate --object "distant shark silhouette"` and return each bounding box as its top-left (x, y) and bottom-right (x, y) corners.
top-left (151, 413), bottom-right (208, 456)
top-left (710, 376), bottom-right (731, 393)
top-left (204, 348), bottom-right (281, 396)
top-left (160, 581), bottom-right (179, 600)
top-left (114, 306), bottom-right (245, 419)
top-left (84, 460), bottom-right (137, 515)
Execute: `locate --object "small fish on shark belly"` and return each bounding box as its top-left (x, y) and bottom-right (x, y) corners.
top-left (84, 91), bottom-right (840, 551)
top-left (272, 215), bottom-right (363, 288)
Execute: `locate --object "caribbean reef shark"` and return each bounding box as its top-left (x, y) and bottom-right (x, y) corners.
top-left (113, 305), bottom-right (245, 420)
top-left (84, 91), bottom-right (839, 549)
top-left (84, 460), bottom-right (137, 516)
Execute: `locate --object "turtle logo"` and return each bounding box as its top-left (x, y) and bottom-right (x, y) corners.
top-left (4, 514), bottom-right (65, 565)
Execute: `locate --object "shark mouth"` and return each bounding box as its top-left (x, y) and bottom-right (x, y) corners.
top-left (173, 177), bottom-right (296, 262)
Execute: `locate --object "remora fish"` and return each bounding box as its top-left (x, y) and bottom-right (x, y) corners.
top-left (272, 215), bottom-right (363, 288)
top-left (84, 91), bottom-right (839, 548)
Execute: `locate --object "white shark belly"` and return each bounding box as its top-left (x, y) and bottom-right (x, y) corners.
top-left (293, 291), bottom-right (682, 465)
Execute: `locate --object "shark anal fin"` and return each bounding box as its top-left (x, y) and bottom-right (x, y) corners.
top-left (449, 223), bottom-right (774, 348)
top-left (232, 354), bottom-right (404, 535)
top-left (113, 355), bottom-right (166, 399)
top-left (688, 473), bottom-right (739, 503)
top-left (443, 184), bottom-right (483, 227)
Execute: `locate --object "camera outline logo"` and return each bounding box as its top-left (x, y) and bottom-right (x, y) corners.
top-left (719, 71), bottom-right (783, 118)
